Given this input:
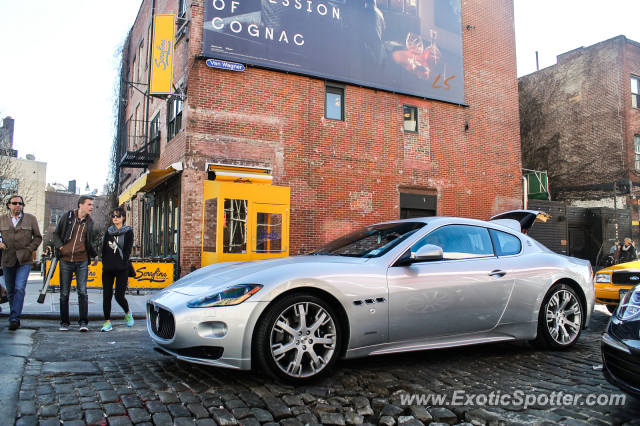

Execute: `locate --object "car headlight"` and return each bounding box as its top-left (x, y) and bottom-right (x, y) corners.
top-left (596, 273), bottom-right (611, 283)
top-left (186, 284), bottom-right (262, 308)
top-left (617, 285), bottom-right (640, 320)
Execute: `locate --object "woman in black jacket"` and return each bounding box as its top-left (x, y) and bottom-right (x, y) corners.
top-left (619, 238), bottom-right (638, 264)
top-left (101, 207), bottom-right (134, 332)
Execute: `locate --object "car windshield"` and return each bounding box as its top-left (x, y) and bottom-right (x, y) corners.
top-left (308, 222), bottom-right (426, 258)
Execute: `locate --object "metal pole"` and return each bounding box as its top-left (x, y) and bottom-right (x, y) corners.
top-left (614, 181), bottom-right (619, 242)
top-left (535, 51), bottom-right (539, 71)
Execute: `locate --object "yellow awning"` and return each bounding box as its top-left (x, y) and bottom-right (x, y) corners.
top-left (206, 163), bottom-right (273, 185)
top-left (118, 163), bottom-right (183, 205)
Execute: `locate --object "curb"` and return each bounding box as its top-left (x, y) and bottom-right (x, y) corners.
top-left (0, 313), bottom-right (147, 321)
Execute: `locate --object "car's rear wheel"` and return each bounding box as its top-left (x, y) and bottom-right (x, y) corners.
top-left (606, 304), bottom-right (617, 314)
top-left (255, 293), bottom-right (341, 384)
top-left (531, 283), bottom-right (583, 350)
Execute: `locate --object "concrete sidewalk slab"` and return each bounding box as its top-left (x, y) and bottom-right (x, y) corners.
top-left (0, 272), bottom-right (159, 321)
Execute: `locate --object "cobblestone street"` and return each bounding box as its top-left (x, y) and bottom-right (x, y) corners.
top-left (3, 305), bottom-right (640, 426)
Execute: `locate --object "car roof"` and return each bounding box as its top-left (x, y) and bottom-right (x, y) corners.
top-left (371, 216), bottom-right (523, 234)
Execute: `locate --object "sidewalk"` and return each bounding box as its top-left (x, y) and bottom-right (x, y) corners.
top-left (0, 272), bottom-right (158, 320)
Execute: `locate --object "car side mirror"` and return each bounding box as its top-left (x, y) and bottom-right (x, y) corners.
top-left (411, 244), bottom-right (444, 262)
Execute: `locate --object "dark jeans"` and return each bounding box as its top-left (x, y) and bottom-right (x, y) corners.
top-left (102, 269), bottom-right (130, 320)
top-left (59, 260), bottom-right (89, 325)
top-left (3, 262), bottom-right (32, 324)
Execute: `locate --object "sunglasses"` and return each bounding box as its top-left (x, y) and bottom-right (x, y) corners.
top-left (9, 202), bottom-right (24, 206)
top-left (111, 214), bottom-right (123, 218)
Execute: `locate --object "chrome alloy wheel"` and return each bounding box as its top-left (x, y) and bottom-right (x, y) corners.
top-left (546, 289), bottom-right (582, 345)
top-left (270, 302), bottom-right (337, 378)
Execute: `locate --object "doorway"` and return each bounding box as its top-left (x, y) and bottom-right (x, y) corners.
top-left (400, 193), bottom-right (437, 219)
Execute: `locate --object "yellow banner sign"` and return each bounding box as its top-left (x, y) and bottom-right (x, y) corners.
top-left (45, 261), bottom-right (175, 289)
top-left (150, 15), bottom-right (175, 95)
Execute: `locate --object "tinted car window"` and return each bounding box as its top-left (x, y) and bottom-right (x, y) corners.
top-left (309, 222), bottom-right (425, 258)
top-left (490, 229), bottom-right (522, 256)
top-left (413, 225), bottom-right (495, 260)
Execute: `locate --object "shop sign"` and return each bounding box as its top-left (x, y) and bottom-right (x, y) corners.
top-left (202, 0), bottom-right (464, 104)
top-left (150, 14), bottom-right (176, 95)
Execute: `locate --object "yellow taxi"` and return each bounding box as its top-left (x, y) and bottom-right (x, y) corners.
top-left (595, 260), bottom-right (640, 313)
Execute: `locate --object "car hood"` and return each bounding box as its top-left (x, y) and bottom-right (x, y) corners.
top-left (597, 260), bottom-right (640, 274)
top-left (167, 255), bottom-right (369, 296)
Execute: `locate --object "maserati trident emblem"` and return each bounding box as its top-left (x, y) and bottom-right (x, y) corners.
top-left (155, 314), bottom-right (160, 330)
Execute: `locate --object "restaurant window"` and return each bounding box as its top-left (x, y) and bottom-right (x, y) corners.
top-left (635, 135), bottom-right (640, 170)
top-left (50, 208), bottom-right (64, 225)
top-left (223, 199), bottom-right (248, 253)
top-left (256, 213), bottom-right (283, 253)
top-left (150, 113), bottom-right (160, 152)
top-left (167, 97), bottom-right (183, 140)
top-left (633, 76), bottom-right (640, 109)
top-left (403, 105), bottom-right (418, 133)
top-left (203, 198), bottom-right (218, 252)
top-left (325, 84), bottom-right (344, 121)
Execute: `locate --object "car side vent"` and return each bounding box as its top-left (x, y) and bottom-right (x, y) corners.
top-left (376, 297), bottom-right (386, 303)
top-left (364, 299), bottom-right (376, 305)
top-left (353, 300), bottom-right (364, 306)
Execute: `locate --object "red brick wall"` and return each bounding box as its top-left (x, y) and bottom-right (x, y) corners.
top-left (121, 0), bottom-right (522, 273)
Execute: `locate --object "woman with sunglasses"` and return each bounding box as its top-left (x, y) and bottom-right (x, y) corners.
top-left (101, 207), bottom-right (134, 332)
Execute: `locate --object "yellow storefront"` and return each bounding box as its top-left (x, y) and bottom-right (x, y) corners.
top-left (201, 163), bottom-right (290, 266)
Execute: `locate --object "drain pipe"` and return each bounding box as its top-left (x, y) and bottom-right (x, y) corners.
top-left (523, 176), bottom-right (528, 210)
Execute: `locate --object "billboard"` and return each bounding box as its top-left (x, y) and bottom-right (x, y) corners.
top-left (202, 0), bottom-right (464, 104)
top-left (150, 15), bottom-right (175, 95)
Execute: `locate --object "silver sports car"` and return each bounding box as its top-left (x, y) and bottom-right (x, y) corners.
top-left (148, 211), bottom-right (594, 383)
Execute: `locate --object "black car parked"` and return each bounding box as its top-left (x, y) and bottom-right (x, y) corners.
top-left (602, 284), bottom-right (640, 399)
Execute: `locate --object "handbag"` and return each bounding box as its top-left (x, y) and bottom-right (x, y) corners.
top-left (128, 261), bottom-right (137, 278)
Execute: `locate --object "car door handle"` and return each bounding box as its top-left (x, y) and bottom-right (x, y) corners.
top-left (488, 270), bottom-right (507, 277)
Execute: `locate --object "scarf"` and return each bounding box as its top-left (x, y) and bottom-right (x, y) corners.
top-left (107, 225), bottom-right (132, 259)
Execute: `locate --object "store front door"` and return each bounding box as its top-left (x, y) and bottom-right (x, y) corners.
top-left (143, 178), bottom-right (180, 264)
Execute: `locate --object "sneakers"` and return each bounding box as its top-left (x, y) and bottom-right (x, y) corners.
top-left (101, 322), bottom-right (113, 332)
top-left (59, 323), bottom-right (69, 331)
top-left (79, 321), bottom-right (89, 332)
top-left (9, 321), bottom-right (20, 331)
top-left (124, 313), bottom-right (134, 327)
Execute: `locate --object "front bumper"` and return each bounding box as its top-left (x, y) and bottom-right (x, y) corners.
top-left (602, 326), bottom-right (640, 399)
top-left (146, 290), bottom-right (269, 370)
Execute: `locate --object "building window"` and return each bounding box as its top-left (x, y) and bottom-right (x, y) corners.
top-left (0, 179), bottom-right (18, 196)
top-left (633, 76), bottom-right (640, 109)
top-left (138, 41), bottom-right (144, 82)
top-left (325, 85), bottom-right (344, 121)
top-left (403, 105), bottom-right (418, 133)
top-left (167, 97), bottom-right (183, 140)
top-left (178, 0), bottom-right (187, 17)
top-left (50, 208), bottom-right (64, 225)
top-left (635, 135), bottom-right (640, 170)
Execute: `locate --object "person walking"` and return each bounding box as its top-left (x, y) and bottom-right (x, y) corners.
top-left (0, 195), bottom-right (43, 330)
top-left (100, 207), bottom-right (134, 332)
top-left (52, 196), bottom-right (99, 332)
top-left (619, 238), bottom-right (638, 264)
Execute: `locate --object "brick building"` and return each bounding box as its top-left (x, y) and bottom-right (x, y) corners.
top-left (116, 0), bottom-right (522, 275)
top-left (519, 36), bottom-right (640, 209)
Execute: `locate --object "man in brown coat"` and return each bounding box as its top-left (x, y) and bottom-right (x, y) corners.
top-left (0, 195), bottom-right (43, 330)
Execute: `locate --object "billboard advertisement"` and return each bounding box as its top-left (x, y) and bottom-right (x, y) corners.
top-left (202, 0), bottom-right (464, 104)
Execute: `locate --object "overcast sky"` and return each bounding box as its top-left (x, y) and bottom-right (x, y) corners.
top-left (0, 0), bottom-right (639, 193)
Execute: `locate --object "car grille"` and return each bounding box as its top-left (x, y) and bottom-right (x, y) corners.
top-left (603, 345), bottom-right (640, 387)
top-left (148, 304), bottom-right (175, 340)
top-left (612, 272), bottom-right (640, 285)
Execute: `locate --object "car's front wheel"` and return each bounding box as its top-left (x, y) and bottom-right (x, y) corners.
top-left (255, 293), bottom-right (341, 384)
top-left (531, 283), bottom-right (583, 350)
